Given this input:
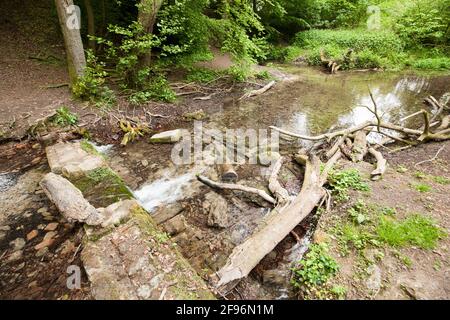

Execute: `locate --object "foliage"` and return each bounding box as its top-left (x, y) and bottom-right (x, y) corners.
top-left (395, 0), bottom-right (450, 47)
top-left (377, 214), bottom-right (446, 249)
top-left (52, 107), bottom-right (78, 127)
top-left (72, 51), bottom-right (116, 108)
top-left (185, 67), bottom-right (220, 84)
top-left (328, 168), bottom-right (370, 201)
top-left (119, 119), bottom-right (151, 146)
top-left (291, 243), bottom-right (339, 293)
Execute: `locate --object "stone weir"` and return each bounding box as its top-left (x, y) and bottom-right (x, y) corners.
top-left (41, 141), bottom-right (215, 300)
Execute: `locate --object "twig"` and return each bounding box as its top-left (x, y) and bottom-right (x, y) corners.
top-left (414, 145), bottom-right (445, 167)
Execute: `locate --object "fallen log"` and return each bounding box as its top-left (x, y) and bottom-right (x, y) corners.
top-left (215, 153), bottom-right (341, 288)
top-left (368, 147), bottom-right (387, 181)
top-left (40, 172), bottom-right (103, 225)
top-left (197, 175), bottom-right (276, 205)
top-left (352, 131), bottom-right (368, 162)
top-left (239, 81), bottom-right (275, 100)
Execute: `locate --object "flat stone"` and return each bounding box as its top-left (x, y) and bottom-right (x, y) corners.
top-left (44, 222), bottom-right (59, 231)
top-left (10, 238), bottom-right (26, 251)
top-left (149, 129), bottom-right (183, 143)
top-left (34, 238), bottom-right (55, 250)
top-left (153, 203), bottom-right (184, 225)
top-left (45, 142), bottom-right (107, 178)
top-left (162, 215), bottom-right (187, 236)
top-left (205, 192), bottom-right (228, 228)
top-left (0, 225), bottom-right (11, 231)
top-left (141, 160), bottom-right (149, 167)
top-left (8, 250), bottom-right (23, 262)
top-left (366, 265), bottom-right (382, 293)
top-left (43, 231), bottom-right (57, 241)
top-left (27, 230), bottom-right (39, 241)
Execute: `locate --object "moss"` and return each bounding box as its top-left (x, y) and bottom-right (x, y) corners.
top-left (80, 140), bottom-right (101, 156)
top-left (72, 167), bottom-right (133, 207)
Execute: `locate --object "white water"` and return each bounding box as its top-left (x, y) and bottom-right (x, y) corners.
top-left (133, 172), bottom-right (195, 212)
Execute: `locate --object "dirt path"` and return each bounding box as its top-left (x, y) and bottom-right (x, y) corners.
top-left (0, 0), bottom-right (75, 141)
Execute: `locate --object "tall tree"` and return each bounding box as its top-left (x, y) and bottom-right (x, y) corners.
top-left (137, 0), bottom-right (163, 67)
top-left (84, 0), bottom-right (96, 51)
top-left (55, 0), bottom-right (86, 87)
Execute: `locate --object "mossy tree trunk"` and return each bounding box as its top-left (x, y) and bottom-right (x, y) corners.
top-left (55, 0), bottom-right (86, 87)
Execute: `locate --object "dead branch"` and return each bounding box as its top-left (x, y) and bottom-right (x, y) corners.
top-left (197, 175), bottom-right (276, 205)
top-left (368, 147), bottom-right (387, 181)
top-left (238, 81), bottom-right (275, 100)
top-left (268, 157), bottom-right (290, 204)
top-left (414, 145), bottom-right (445, 168)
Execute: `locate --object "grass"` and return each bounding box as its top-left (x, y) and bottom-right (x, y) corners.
top-left (411, 183), bottom-right (432, 193)
top-left (376, 214), bottom-right (446, 249)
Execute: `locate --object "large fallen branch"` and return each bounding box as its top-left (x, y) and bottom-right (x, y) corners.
top-left (238, 81), bottom-right (275, 100)
top-left (268, 156), bottom-right (290, 204)
top-left (215, 153), bottom-right (341, 288)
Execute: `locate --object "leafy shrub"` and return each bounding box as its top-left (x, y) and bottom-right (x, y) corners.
top-left (185, 68), bottom-right (220, 84)
top-left (52, 107), bottom-right (78, 127)
top-left (395, 0), bottom-right (450, 47)
top-left (292, 243), bottom-right (339, 292)
top-left (328, 168), bottom-right (370, 201)
top-left (413, 57), bottom-right (450, 71)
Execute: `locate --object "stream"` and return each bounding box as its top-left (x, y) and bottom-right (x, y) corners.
top-left (2, 66), bottom-right (448, 299)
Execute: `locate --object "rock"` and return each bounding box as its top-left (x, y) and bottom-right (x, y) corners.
top-left (26, 230), bottom-right (39, 241)
top-left (99, 200), bottom-right (136, 228)
top-left (0, 232), bottom-right (5, 241)
top-left (141, 160), bottom-right (149, 167)
top-left (205, 192), bottom-right (228, 228)
top-left (162, 215), bottom-right (187, 236)
top-left (8, 250), bottom-right (23, 262)
top-left (366, 265), bottom-right (382, 293)
top-left (262, 269), bottom-right (288, 286)
top-left (182, 109), bottom-right (207, 121)
top-left (37, 224), bottom-right (46, 230)
top-left (0, 225), bottom-right (11, 231)
top-left (10, 238), bottom-right (26, 251)
top-left (153, 203), bottom-right (184, 225)
top-left (36, 247), bottom-right (49, 257)
top-left (44, 222), bottom-right (59, 231)
top-left (43, 231), bottom-right (57, 241)
top-left (149, 129), bottom-right (184, 143)
top-left (39, 173), bottom-right (103, 225)
top-left (34, 238), bottom-right (55, 250)
top-left (45, 142), bottom-right (107, 178)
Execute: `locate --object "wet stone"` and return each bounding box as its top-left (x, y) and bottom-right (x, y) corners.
top-left (10, 238), bottom-right (26, 251)
top-left (44, 222), bottom-right (58, 231)
top-left (26, 230), bottom-right (39, 241)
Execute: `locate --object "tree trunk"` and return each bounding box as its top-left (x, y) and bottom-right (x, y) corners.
top-left (55, 0), bottom-right (86, 87)
top-left (84, 0), bottom-right (96, 51)
top-left (137, 0), bottom-right (163, 67)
